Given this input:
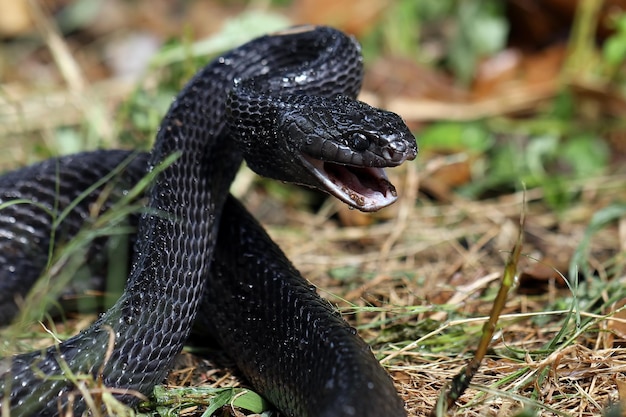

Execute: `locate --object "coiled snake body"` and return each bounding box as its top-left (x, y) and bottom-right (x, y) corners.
top-left (0, 26), bottom-right (416, 416)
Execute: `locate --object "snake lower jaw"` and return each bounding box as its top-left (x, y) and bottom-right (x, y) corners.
top-left (300, 155), bottom-right (400, 212)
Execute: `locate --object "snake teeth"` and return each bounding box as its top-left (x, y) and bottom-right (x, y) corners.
top-left (300, 155), bottom-right (398, 212)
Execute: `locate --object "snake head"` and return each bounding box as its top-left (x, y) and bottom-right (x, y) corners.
top-left (229, 92), bottom-right (417, 212)
top-left (282, 95), bottom-right (417, 212)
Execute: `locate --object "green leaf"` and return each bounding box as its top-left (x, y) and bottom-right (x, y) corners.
top-left (201, 389), bottom-right (233, 417)
top-left (570, 203), bottom-right (626, 278)
top-left (603, 36), bottom-right (626, 66)
top-left (560, 135), bottom-right (609, 177)
top-left (525, 135), bottom-right (558, 178)
top-left (449, 0), bottom-right (508, 84)
top-left (230, 390), bottom-right (268, 414)
top-left (149, 385), bottom-right (270, 417)
top-left (419, 122), bottom-right (493, 152)
top-left (329, 265), bottom-right (361, 281)
top-left (151, 11), bottom-right (290, 67)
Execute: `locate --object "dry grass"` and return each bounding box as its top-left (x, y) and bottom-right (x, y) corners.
top-left (2, 3), bottom-right (626, 417)
top-left (261, 173), bottom-right (625, 416)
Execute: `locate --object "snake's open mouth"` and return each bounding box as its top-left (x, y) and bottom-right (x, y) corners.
top-left (300, 156), bottom-right (398, 212)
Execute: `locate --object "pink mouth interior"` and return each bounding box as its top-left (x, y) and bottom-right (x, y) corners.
top-left (301, 156), bottom-right (398, 212)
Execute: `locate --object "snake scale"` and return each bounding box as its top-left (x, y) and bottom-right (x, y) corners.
top-left (0, 26), bottom-right (417, 416)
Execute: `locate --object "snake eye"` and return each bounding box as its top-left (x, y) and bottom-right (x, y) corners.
top-left (349, 133), bottom-right (370, 152)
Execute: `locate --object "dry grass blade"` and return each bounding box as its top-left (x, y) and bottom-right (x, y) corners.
top-left (430, 199), bottom-right (526, 416)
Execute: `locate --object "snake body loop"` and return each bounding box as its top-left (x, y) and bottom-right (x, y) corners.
top-left (0, 26), bottom-right (416, 416)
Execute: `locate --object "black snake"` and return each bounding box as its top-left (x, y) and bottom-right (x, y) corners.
top-left (0, 26), bottom-right (417, 416)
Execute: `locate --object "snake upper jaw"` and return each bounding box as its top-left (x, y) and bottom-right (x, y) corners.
top-left (300, 155), bottom-right (402, 212)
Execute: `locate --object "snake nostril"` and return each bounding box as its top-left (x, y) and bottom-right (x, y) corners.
top-left (389, 140), bottom-right (407, 153)
top-left (381, 141), bottom-right (410, 163)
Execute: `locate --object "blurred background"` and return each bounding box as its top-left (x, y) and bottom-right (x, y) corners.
top-left (1, 0), bottom-right (625, 210)
top-left (2, 1), bottom-right (626, 416)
